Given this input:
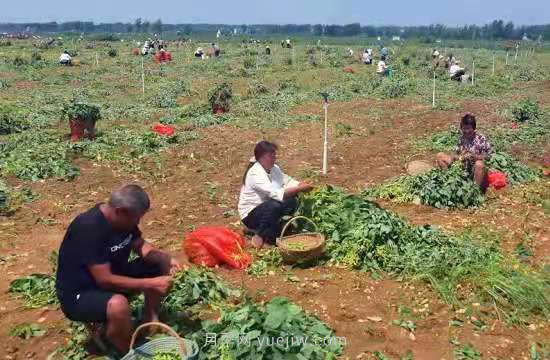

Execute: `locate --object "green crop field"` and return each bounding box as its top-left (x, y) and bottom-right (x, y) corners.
top-left (0, 34), bottom-right (549, 359)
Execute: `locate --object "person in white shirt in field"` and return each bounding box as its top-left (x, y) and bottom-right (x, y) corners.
top-left (59, 50), bottom-right (72, 65)
top-left (449, 60), bottom-right (466, 81)
top-left (377, 56), bottom-right (389, 76)
top-left (238, 141), bottom-right (313, 248)
top-left (362, 48), bottom-right (373, 64)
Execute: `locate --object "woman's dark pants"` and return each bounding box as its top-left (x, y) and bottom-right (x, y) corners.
top-left (242, 197), bottom-right (298, 245)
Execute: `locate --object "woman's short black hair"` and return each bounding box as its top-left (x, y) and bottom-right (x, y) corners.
top-left (460, 113), bottom-right (476, 130)
top-left (254, 141), bottom-right (278, 161)
top-left (242, 141), bottom-right (278, 184)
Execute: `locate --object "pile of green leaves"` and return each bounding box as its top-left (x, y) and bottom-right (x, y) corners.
top-left (364, 162), bottom-right (484, 209)
top-left (161, 268), bottom-right (241, 315)
top-left (299, 186), bottom-right (550, 320)
top-left (0, 104), bottom-right (29, 134)
top-left (0, 180), bottom-right (37, 216)
top-left (0, 132), bottom-right (79, 180)
top-left (9, 323), bottom-right (46, 339)
top-left (510, 99), bottom-right (541, 122)
top-left (0, 180), bottom-right (13, 215)
top-left (152, 80), bottom-right (192, 109)
top-left (247, 249), bottom-right (283, 277)
top-left (191, 296), bottom-right (343, 360)
top-left (378, 75), bottom-right (416, 99)
top-left (9, 273), bottom-right (57, 308)
top-left (62, 97), bottom-right (101, 123)
top-left (208, 83), bottom-right (233, 111)
top-left (413, 126), bottom-right (459, 152)
top-left (486, 152), bottom-right (539, 184)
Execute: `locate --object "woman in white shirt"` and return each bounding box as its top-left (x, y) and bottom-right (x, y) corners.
top-left (238, 141), bottom-right (313, 248)
top-left (377, 56), bottom-right (389, 76)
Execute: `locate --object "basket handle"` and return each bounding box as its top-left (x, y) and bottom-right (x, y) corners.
top-left (280, 216), bottom-right (318, 239)
top-left (129, 321), bottom-right (186, 354)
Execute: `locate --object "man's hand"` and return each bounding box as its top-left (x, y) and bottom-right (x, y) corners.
top-left (147, 276), bottom-right (173, 295)
top-left (169, 258), bottom-right (182, 275)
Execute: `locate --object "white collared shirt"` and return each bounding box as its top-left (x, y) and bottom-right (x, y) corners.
top-left (449, 64), bottom-right (462, 76)
top-left (59, 53), bottom-right (71, 62)
top-left (238, 162), bottom-right (299, 219)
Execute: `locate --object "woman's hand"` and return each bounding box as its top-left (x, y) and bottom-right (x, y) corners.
top-left (298, 181), bottom-right (314, 193)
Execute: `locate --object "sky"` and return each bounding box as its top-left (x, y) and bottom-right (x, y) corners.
top-left (1, 0), bottom-right (549, 26)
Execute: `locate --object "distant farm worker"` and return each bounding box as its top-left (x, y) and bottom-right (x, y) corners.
top-left (436, 113), bottom-right (491, 191)
top-left (211, 43), bottom-right (220, 57)
top-left (377, 56), bottom-right (390, 76)
top-left (381, 46), bottom-right (389, 59)
top-left (238, 141), bottom-right (313, 249)
top-left (55, 185), bottom-right (180, 354)
top-left (362, 49), bottom-right (373, 64)
top-left (432, 48), bottom-right (440, 59)
top-left (449, 60), bottom-right (466, 81)
top-left (194, 47), bottom-right (205, 59)
top-left (142, 40), bottom-right (151, 55)
top-left (59, 50), bottom-right (72, 65)
top-left (265, 45), bottom-right (271, 55)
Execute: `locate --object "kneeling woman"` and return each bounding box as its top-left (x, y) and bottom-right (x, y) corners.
top-left (238, 141), bottom-right (313, 248)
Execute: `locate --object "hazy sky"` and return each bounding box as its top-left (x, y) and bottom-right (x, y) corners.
top-left (2, 0), bottom-right (549, 25)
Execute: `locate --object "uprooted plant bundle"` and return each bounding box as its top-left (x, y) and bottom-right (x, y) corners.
top-left (364, 162), bottom-right (485, 209)
top-left (208, 83), bottom-right (233, 113)
top-left (191, 296), bottom-right (343, 360)
top-left (299, 186), bottom-right (550, 322)
top-left (364, 152), bottom-right (538, 209)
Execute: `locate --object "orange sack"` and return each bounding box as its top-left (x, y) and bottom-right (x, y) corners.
top-left (183, 227), bottom-right (252, 269)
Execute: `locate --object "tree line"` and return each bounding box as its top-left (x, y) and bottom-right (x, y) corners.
top-left (1, 19), bottom-right (548, 41)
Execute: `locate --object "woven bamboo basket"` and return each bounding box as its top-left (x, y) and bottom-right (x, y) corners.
top-left (276, 216), bottom-right (325, 265)
top-left (120, 322), bottom-right (198, 360)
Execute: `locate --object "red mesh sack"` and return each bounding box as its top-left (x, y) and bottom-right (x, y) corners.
top-left (152, 123), bottom-right (174, 136)
top-left (183, 227), bottom-right (251, 269)
top-left (488, 170), bottom-right (507, 190)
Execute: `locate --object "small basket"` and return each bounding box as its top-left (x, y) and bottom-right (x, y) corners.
top-left (276, 216), bottom-right (325, 265)
top-left (121, 322), bottom-right (199, 360)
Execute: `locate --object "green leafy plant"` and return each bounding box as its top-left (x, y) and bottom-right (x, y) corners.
top-left (9, 273), bottom-right (57, 308)
top-left (107, 48), bottom-right (118, 57)
top-left (364, 163), bottom-right (484, 209)
top-left (161, 268), bottom-right (241, 315)
top-left (299, 186), bottom-right (550, 320)
top-left (0, 104), bottom-right (29, 134)
top-left (151, 350), bottom-right (181, 360)
top-left (453, 344), bottom-right (481, 360)
top-left (486, 152), bottom-right (539, 184)
top-left (208, 83), bottom-right (233, 112)
top-left (0, 133), bottom-right (79, 180)
top-left (62, 98), bottom-right (101, 123)
top-left (9, 323), bottom-right (46, 339)
top-left (192, 296), bottom-right (343, 360)
top-left (511, 99), bottom-right (541, 122)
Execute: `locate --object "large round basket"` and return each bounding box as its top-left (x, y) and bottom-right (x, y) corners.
top-left (276, 216), bottom-right (325, 265)
top-left (121, 322), bottom-right (199, 360)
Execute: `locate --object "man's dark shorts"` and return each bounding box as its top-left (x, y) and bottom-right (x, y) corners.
top-left (58, 259), bottom-right (162, 323)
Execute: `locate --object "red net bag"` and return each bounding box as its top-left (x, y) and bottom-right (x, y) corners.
top-left (152, 123), bottom-right (175, 136)
top-left (488, 170), bottom-right (507, 190)
top-left (183, 227), bottom-right (252, 269)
